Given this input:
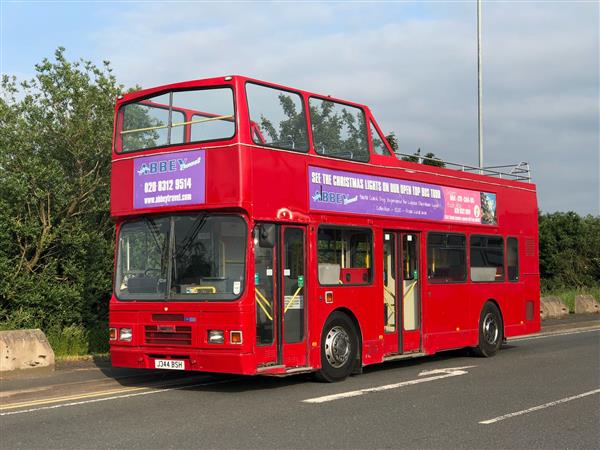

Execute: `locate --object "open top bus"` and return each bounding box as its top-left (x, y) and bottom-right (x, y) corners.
top-left (109, 75), bottom-right (539, 381)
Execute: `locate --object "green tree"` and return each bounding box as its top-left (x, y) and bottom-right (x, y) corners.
top-left (259, 93), bottom-right (308, 150)
top-left (385, 135), bottom-right (445, 168)
top-left (121, 102), bottom-right (164, 152)
top-left (309, 98), bottom-right (370, 159)
top-left (0, 48), bottom-right (121, 349)
top-left (538, 212), bottom-right (600, 289)
top-left (401, 148), bottom-right (445, 167)
top-left (385, 132), bottom-right (398, 154)
top-left (422, 151), bottom-right (445, 168)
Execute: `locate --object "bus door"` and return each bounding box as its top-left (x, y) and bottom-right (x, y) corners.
top-left (382, 231), bottom-right (422, 355)
top-left (254, 224), bottom-right (307, 369)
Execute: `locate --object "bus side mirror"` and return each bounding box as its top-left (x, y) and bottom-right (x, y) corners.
top-left (258, 224), bottom-right (276, 248)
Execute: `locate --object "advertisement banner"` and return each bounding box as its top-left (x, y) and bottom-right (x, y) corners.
top-left (308, 166), bottom-right (497, 225)
top-left (133, 149), bottom-right (205, 209)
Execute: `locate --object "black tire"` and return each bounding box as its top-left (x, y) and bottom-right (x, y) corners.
top-left (473, 302), bottom-right (503, 357)
top-left (316, 312), bottom-right (358, 382)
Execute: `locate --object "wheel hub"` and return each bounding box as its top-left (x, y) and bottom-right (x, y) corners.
top-left (482, 312), bottom-right (499, 345)
top-left (324, 326), bottom-right (351, 368)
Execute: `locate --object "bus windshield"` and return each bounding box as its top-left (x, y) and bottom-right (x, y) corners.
top-left (117, 87), bottom-right (235, 152)
top-left (116, 214), bottom-right (247, 301)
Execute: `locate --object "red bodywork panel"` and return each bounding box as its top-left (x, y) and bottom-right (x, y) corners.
top-left (109, 75), bottom-right (540, 375)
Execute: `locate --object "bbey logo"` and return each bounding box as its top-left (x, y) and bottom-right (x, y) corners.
top-left (137, 156), bottom-right (202, 176)
top-left (312, 189), bottom-right (358, 206)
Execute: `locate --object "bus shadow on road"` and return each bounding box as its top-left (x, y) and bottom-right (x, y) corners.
top-left (96, 344), bottom-right (530, 395)
top-left (94, 362), bottom-right (313, 393)
top-left (97, 348), bottom-right (488, 394)
top-left (361, 348), bottom-right (474, 377)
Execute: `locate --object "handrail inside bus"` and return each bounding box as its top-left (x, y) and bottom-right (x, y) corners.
top-left (120, 115), bottom-right (234, 135)
top-left (255, 288), bottom-right (273, 321)
top-left (284, 286), bottom-right (303, 314)
top-left (187, 286), bottom-right (217, 294)
top-left (403, 280), bottom-right (417, 298)
top-left (384, 285), bottom-right (395, 298)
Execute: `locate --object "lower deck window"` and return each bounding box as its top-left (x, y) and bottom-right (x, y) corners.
top-left (507, 237), bottom-right (519, 281)
top-left (470, 235), bottom-right (504, 282)
top-left (427, 233), bottom-right (467, 283)
top-left (317, 227), bottom-right (372, 285)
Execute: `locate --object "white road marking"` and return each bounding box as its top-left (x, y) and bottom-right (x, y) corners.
top-left (479, 389), bottom-right (600, 425)
top-left (509, 327), bottom-right (600, 342)
top-left (0, 377), bottom-right (242, 417)
top-left (302, 366), bottom-right (475, 404)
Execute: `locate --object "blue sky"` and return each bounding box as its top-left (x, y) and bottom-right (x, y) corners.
top-left (2, 0), bottom-right (599, 215)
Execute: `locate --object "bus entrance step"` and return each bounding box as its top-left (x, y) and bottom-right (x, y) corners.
top-left (257, 365), bottom-right (285, 373)
top-left (382, 352), bottom-right (426, 362)
top-left (256, 365), bottom-right (313, 376)
top-left (285, 366), bottom-right (313, 375)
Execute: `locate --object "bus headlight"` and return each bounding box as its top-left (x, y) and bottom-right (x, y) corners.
top-left (109, 328), bottom-right (117, 341)
top-left (119, 328), bottom-right (133, 342)
top-left (208, 330), bottom-right (224, 344)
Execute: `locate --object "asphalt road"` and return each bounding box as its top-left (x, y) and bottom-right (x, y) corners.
top-left (1, 327), bottom-right (599, 449)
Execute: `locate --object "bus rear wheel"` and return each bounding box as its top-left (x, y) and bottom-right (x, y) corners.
top-left (473, 302), bottom-right (503, 357)
top-left (316, 312), bottom-right (358, 382)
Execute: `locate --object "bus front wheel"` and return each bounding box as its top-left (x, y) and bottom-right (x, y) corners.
top-left (316, 312), bottom-right (358, 382)
top-left (473, 302), bottom-right (503, 357)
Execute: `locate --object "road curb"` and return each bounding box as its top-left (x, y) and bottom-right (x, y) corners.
top-left (540, 318), bottom-right (600, 335)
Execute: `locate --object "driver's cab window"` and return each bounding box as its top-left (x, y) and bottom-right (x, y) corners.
top-left (116, 218), bottom-right (170, 299)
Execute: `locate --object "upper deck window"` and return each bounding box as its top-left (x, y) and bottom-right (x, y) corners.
top-left (246, 83), bottom-right (308, 152)
top-left (117, 87), bottom-right (235, 153)
top-left (309, 97), bottom-right (369, 162)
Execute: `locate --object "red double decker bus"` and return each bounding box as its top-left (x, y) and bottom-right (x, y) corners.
top-left (109, 76), bottom-right (540, 381)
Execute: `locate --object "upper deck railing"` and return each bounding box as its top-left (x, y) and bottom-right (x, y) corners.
top-left (395, 152), bottom-right (532, 183)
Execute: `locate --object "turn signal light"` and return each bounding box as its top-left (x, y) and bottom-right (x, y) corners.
top-left (230, 331), bottom-right (243, 344)
top-left (109, 328), bottom-right (117, 341)
top-left (325, 291), bottom-right (334, 304)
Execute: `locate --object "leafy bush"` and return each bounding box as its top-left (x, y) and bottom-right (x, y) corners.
top-left (46, 325), bottom-right (89, 357)
top-left (0, 48), bottom-right (121, 346)
top-left (539, 212), bottom-right (600, 290)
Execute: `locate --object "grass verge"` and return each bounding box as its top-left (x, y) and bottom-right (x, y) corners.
top-left (46, 324), bottom-right (109, 358)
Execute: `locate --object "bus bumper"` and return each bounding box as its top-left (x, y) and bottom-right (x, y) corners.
top-left (110, 346), bottom-right (258, 375)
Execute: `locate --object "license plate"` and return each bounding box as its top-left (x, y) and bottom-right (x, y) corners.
top-left (154, 359), bottom-right (185, 370)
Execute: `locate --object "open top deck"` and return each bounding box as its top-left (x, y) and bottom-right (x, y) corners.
top-left (112, 75), bottom-right (531, 176)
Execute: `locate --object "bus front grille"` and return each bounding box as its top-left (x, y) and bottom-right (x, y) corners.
top-left (145, 325), bottom-right (192, 345)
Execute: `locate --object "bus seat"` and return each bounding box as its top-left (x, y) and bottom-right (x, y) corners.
top-left (318, 263), bottom-right (340, 285)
